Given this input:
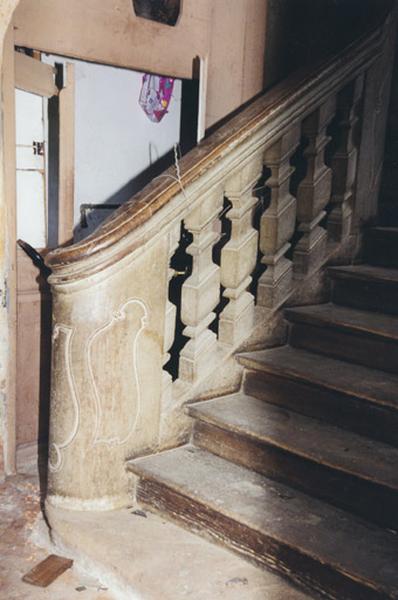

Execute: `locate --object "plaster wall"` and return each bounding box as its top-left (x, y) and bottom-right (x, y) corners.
top-left (206, 0), bottom-right (267, 127)
top-left (12, 0), bottom-right (212, 80)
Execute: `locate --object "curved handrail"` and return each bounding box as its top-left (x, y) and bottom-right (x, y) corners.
top-left (46, 2), bottom-right (393, 275)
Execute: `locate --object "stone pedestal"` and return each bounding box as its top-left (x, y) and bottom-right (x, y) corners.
top-left (47, 238), bottom-right (168, 510)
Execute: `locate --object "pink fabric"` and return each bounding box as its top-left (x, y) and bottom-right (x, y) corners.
top-left (139, 74), bottom-right (175, 123)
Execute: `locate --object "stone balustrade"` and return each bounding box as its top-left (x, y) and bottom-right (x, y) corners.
top-left (179, 187), bottom-right (224, 383)
top-left (219, 156), bottom-right (263, 345)
top-left (258, 126), bottom-right (300, 308)
top-left (44, 12), bottom-right (392, 510)
top-left (327, 75), bottom-right (364, 242)
top-left (293, 97), bottom-right (336, 277)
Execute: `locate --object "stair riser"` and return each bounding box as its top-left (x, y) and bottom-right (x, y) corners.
top-left (193, 420), bottom-right (398, 530)
top-left (137, 477), bottom-right (391, 600)
top-left (366, 235), bottom-right (398, 268)
top-left (289, 322), bottom-right (398, 374)
top-left (332, 278), bottom-right (398, 315)
top-left (244, 370), bottom-right (398, 446)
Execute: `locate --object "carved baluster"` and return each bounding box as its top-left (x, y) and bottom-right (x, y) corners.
top-left (218, 156), bottom-right (263, 345)
top-left (327, 75), bottom-right (364, 241)
top-left (293, 97), bottom-right (336, 276)
top-left (179, 187), bottom-right (223, 382)
top-left (161, 223), bottom-right (180, 402)
top-left (257, 126), bottom-right (300, 308)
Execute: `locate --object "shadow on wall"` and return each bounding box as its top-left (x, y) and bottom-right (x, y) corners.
top-left (74, 74), bottom-right (199, 242)
top-left (264, 0), bottom-right (385, 88)
top-left (74, 146), bottom-right (176, 241)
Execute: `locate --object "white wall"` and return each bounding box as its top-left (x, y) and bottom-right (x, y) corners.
top-left (43, 54), bottom-right (182, 238)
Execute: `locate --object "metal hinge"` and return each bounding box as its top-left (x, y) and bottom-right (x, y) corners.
top-left (33, 141), bottom-right (44, 156)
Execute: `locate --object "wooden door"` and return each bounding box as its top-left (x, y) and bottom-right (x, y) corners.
top-left (16, 248), bottom-right (51, 452)
top-left (15, 87), bottom-right (52, 456)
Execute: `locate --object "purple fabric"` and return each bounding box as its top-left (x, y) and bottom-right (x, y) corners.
top-left (139, 74), bottom-right (175, 123)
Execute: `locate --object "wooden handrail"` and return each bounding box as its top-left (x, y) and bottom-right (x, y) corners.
top-left (46, 2), bottom-right (393, 275)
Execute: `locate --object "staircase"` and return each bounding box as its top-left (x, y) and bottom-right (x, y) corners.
top-left (41, 5), bottom-right (398, 599)
top-left (127, 227), bottom-right (398, 600)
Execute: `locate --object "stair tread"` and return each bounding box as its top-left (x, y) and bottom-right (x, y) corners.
top-left (329, 263), bottom-right (398, 283)
top-left (189, 393), bottom-right (398, 490)
top-left (238, 346), bottom-right (398, 411)
top-left (128, 446), bottom-right (398, 596)
top-left (285, 303), bottom-right (398, 340)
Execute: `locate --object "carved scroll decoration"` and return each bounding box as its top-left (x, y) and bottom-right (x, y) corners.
top-left (87, 298), bottom-right (149, 447)
top-left (49, 325), bottom-right (79, 473)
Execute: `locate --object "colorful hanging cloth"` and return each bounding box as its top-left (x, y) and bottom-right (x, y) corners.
top-left (139, 74), bottom-right (174, 123)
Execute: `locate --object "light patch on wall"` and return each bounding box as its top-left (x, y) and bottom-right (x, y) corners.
top-left (42, 54), bottom-right (182, 238)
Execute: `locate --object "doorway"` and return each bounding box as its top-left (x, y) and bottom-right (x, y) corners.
top-left (11, 48), bottom-right (74, 470)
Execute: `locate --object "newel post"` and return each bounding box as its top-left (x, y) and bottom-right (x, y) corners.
top-left (46, 237), bottom-right (169, 510)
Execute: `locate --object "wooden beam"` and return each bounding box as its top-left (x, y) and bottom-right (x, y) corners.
top-left (58, 63), bottom-right (75, 245)
top-left (13, 0), bottom-right (211, 80)
top-left (14, 51), bottom-right (57, 98)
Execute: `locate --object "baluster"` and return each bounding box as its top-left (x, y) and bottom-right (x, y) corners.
top-left (257, 126), bottom-right (300, 309)
top-left (218, 156), bottom-right (263, 345)
top-left (328, 75), bottom-right (364, 241)
top-left (161, 223), bottom-right (180, 402)
top-left (293, 97), bottom-right (336, 276)
top-left (179, 187), bottom-right (223, 383)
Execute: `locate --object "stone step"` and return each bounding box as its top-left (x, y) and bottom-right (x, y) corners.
top-left (329, 264), bottom-right (398, 315)
top-left (127, 446), bottom-right (398, 600)
top-left (45, 497), bottom-right (311, 600)
top-left (188, 393), bottom-right (398, 529)
top-left (285, 303), bottom-right (398, 374)
top-left (366, 227), bottom-right (398, 268)
top-left (238, 346), bottom-right (398, 446)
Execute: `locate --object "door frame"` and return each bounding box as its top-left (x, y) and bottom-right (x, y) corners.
top-left (2, 23), bottom-right (75, 472)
